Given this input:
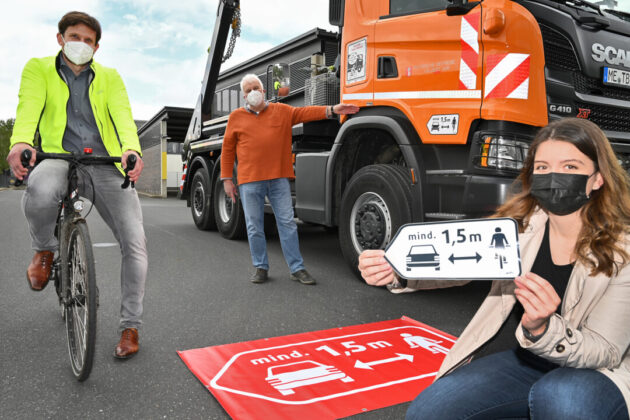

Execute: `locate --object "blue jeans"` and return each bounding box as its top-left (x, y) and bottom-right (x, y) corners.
top-left (406, 349), bottom-right (628, 420)
top-left (23, 159), bottom-right (148, 331)
top-left (238, 178), bottom-right (304, 273)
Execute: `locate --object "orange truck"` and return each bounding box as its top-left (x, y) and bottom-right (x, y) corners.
top-left (180, 0), bottom-right (630, 274)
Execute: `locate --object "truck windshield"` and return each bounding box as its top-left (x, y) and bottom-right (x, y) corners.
top-left (555, 0), bottom-right (630, 21)
top-left (598, 0), bottom-right (630, 22)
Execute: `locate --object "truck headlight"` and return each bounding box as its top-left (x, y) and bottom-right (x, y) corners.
top-left (479, 136), bottom-right (529, 171)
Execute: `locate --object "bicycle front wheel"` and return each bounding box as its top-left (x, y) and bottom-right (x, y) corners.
top-left (61, 220), bottom-right (97, 381)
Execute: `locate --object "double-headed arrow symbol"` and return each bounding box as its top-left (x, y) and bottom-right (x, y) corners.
top-left (448, 252), bottom-right (482, 264)
top-left (354, 353), bottom-right (414, 370)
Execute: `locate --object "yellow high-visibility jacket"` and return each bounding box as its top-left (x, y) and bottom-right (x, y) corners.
top-left (10, 52), bottom-right (141, 173)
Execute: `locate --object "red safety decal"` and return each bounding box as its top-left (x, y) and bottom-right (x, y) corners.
top-left (459, 13), bottom-right (480, 90)
top-left (179, 164), bottom-right (187, 191)
top-left (484, 53), bottom-right (530, 99)
top-left (178, 317), bottom-right (456, 419)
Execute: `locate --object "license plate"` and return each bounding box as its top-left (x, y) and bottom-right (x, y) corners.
top-left (603, 67), bottom-right (630, 90)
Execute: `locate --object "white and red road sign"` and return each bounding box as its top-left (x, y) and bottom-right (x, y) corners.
top-left (178, 317), bottom-right (456, 420)
top-left (385, 218), bottom-right (521, 281)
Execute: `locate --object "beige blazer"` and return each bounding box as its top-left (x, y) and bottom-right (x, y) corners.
top-left (398, 210), bottom-right (630, 414)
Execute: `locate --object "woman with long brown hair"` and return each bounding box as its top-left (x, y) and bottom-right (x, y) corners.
top-left (359, 118), bottom-right (630, 419)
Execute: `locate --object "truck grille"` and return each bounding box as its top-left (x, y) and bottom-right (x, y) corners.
top-left (541, 24), bottom-right (630, 134)
top-left (573, 72), bottom-right (630, 102)
top-left (575, 102), bottom-right (630, 132)
top-left (539, 24), bottom-right (579, 71)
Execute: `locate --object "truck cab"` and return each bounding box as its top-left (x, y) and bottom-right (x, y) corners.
top-left (321, 0), bottom-right (630, 271)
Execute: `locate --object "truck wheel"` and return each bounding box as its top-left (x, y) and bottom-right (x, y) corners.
top-left (339, 164), bottom-right (414, 278)
top-left (190, 168), bottom-right (217, 231)
top-left (212, 171), bottom-right (247, 240)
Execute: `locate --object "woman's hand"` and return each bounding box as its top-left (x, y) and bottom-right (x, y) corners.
top-left (514, 272), bottom-right (561, 337)
top-left (358, 249), bottom-right (396, 286)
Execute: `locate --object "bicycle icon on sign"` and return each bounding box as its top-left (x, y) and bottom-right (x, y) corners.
top-left (489, 227), bottom-right (510, 270)
top-left (401, 333), bottom-right (449, 354)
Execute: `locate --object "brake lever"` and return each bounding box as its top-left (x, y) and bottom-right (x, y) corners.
top-left (121, 154), bottom-right (137, 189)
top-left (14, 149), bottom-right (33, 187)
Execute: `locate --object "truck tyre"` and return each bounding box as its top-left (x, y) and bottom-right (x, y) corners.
top-left (212, 169), bottom-right (247, 240)
top-left (339, 164), bottom-right (414, 278)
top-left (190, 168), bottom-right (217, 231)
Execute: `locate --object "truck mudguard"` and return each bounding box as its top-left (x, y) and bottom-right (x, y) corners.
top-left (185, 156), bottom-right (215, 205)
top-left (324, 114), bottom-right (425, 225)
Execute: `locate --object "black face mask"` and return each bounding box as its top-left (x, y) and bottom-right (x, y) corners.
top-left (530, 172), bottom-right (593, 216)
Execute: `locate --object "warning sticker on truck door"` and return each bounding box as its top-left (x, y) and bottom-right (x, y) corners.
top-left (427, 114), bottom-right (459, 135)
top-left (347, 38), bottom-right (367, 84)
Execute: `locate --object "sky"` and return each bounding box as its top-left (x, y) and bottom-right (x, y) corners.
top-left (0, 0), bottom-right (336, 122)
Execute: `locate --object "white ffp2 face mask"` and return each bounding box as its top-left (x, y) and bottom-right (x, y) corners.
top-left (246, 90), bottom-right (264, 107)
top-left (62, 37), bottom-right (95, 65)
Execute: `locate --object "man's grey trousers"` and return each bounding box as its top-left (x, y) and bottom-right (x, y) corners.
top-left (22, 159), bottom-right (148, 331)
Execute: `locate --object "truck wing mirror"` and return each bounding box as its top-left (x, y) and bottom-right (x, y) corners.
top-left (267, 63), bottom-right (291, 99)
top-left (446, 0), bottom-right (481, 16)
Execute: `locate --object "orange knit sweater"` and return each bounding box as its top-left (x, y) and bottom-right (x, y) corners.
top-left (220, 102), bottom-right (327, 185)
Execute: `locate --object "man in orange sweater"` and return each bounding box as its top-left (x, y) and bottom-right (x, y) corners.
top-left (221, 74), bottom-right (358, 284)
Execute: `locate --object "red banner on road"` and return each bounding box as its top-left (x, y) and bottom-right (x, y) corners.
top-left (178, 317), bottom-right (456, 419)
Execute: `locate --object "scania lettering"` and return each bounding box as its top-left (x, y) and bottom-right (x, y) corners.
top-left (592, 43), bottom-right (630, 68)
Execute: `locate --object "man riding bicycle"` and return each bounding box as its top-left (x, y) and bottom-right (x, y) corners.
top-left (7, 11), bottom-right (147, 359)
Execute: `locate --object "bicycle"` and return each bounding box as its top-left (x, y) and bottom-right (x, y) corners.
top-left (17, 148), bottom-right (136, 381)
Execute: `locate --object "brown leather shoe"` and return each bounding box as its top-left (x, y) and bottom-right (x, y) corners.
top-left (26, 251), bottom-right (54, 291)
top-left (114, 328), bottom-right (139, 359)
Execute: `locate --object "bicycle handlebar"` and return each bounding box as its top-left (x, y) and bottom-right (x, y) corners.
top-left (13, 149), bottom-right (33, 187)
top-left (15, 149), bottom-right (136, 189)
top-left (121, 154), bottom-right (136, 189)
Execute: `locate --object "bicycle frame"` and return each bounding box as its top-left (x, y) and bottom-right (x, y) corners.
top-left (20, 149), bottom-right (135, 380)
top-left (38, 154), bottom-right (124, 305)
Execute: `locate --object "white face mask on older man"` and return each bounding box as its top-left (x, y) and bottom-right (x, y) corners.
top-left (246, 90), bottom-right (264, 108)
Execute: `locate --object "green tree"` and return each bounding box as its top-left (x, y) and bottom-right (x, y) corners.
top-left (0, 118), bottom-right (15, 173)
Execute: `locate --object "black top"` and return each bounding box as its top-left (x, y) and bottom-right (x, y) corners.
top-left (476, 221), bottom-right (574, 370)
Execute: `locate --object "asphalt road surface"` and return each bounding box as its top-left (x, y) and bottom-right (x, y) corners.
top-left (0, 189), bottom-right (490, 419)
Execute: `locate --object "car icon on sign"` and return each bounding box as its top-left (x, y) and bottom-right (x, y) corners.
top-left (406, 244), bottom-right (440, 271)
top-left (265, 360), bottom-right (354, 395)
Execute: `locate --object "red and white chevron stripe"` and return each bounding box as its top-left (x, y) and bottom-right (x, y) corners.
top-left (484, 53), bottom-right (530, 99)
top-left (180, 164), bottom-right (187, 192)
top-left (459, 13), bottom-right (480, 90)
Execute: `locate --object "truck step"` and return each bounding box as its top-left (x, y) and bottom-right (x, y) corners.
top-left (424, 212), bottom-right (467, 220)
top-left (425, 170), bottom-right (466, 187)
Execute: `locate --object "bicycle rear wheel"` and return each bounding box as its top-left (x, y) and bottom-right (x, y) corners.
top-left (61, 220), bottom-right (97, 381)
